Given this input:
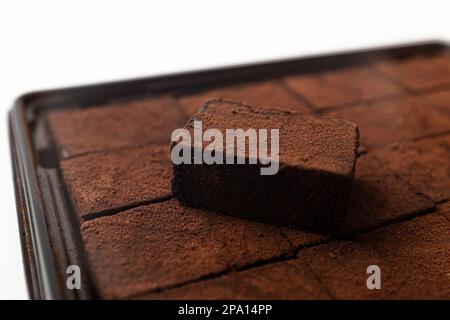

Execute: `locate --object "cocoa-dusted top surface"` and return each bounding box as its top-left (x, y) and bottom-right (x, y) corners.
top-left (325, 96), bottom-right (450, 151)
top-left (186, 99), bottom-right (359, 176)
top-left (375, 54), bottom-right (450, 91)
top-left (283, 65), bottom-right (401, 110)
top-left (48, 96), bottom-right (187, 159)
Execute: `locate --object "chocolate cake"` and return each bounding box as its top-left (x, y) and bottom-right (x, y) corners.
top-left (171, 99), bottom-right (359, 232)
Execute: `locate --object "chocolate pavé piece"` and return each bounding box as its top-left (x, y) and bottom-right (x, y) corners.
top-left (375, 54), bottom-right (450, 92)
top-left (81, 199), bottom-right (292, 299)
top-left (373, 135), bottom-right (450, 202)
top-left (171, 99), bottom-right (359, 233)
top-left (299, 214), bottom-right (450, 299)
top-left (140, 260), bottom-right (331, 300)
top-left (325, 96), bottom-right (450, 151)
top-left (48, 96), bottom-right (187, 159)
top-left (178, 81), bottom-right (311, 116)
top-left (283, 65), bottom-right (401, 110)
top-left (61, 145), bottom-right (171, 220)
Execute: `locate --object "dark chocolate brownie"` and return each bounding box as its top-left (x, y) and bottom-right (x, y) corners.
top-left (61, 145), bottom-right (172, 220)
top-left (81, 199), bottom-right (292, 299)
top-left (325, 96), bottom-right (450, 151)
top-left (375, 54), bottom-right (450, 92)
top-left (177, 81), bottom-right (311, 116)
top-left (298, 214), bottom-right (450, 299)
top-left (283, 65), bottom-right (401, 110)
top-left (140, 260), bottom-right (331, 300)
top-left (48, 96), bottom-right (187, 159)
top-left (373, 135), bottom-right (450, 202)
top-left (171, 99), bottom-right (359, 233)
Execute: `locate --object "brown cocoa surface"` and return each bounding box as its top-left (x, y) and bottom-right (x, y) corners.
top-left (325, 96), bottom-right (450, 151)
top-left (178, 81), bottom-right (311, 116)
top-left (48, 96), bottom-right (187, 159)
top-left (61, 144), bottom-right (172, 220)
top-left (283, 65), bottom-right (401, 110)
top-left (375, 54), bottom-right (450, 91)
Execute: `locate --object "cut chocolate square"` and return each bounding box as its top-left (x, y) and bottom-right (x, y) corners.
top-left (373, 135), bottom-right (450, 202)
top-left (177, 80), bottom-right (311, 116)
top-left (48, 96), bottom-right (187, 159)
top-left (283, 65), bottom-right (401, 110)
top-left (283, 154), bottom-right (435, 246)
top-left (171, 99), bottom-right (359, 233)
top-left (325, 96), bottom-right (450, 151)
top-left (81, 199), bottom-right (292, 299)
top-left (375, 54), bottom-right (450, 92)
top-left (298, 214), bottom-right (450, 299)
top-left (61, 145), bottom-right (172, 220)
top-left (140, 259), bottom-right (331, 300)
top-left (343, 154), bottom-right (434, 232)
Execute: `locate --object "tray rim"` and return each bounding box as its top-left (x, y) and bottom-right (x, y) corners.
top-left (9, 40), bottom-right (450, 300)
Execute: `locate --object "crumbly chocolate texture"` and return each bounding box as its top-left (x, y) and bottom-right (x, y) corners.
top-left (298, 214), bottom-right (450, 299)
top-left (139, 260), bottom-right (331, 300)
top-left (48, 96), bottom-right (187, 159)
top-left (81, 199), bottom-right (292, 299)
top-left (373, 135), bottom-right (450, 202)
top-left (283, 65), bottom-right (401, 110)
top-left (177, 81), bottom-right (311, 116)
top-left (61, 145), bottom-right (172, 220)
top-left (325, 96), bottom-right (450, 151)
top-left (171, 99), bottom-right (359, 233)
top-left (375, 54), bottom-right (450, 91)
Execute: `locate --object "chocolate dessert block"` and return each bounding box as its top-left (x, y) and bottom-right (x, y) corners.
top-left (171, 99), bottom-right (359, 233)
top-left (178, 80), bottom-right (311, 116)
top-left (325, 96), bottom-right (450, 151)
top-left (141, 260), bottom-right (331, 300)
top-left (298, 214), bottom-right (450, 299)
top-left (283, 65), bottom-right (401, 110)
top-left (81, 199), bottom-right (292, 299)
top-left (373, 135), bottom-right (450, 202)
top-left (48, 96), bottom-right (187, 159)
top-left (375, 54), bottom-right (450, 92)
top-left (439, 202), bottom-right (450, 222)
top-left (61, 145), bottom-right (172, 220)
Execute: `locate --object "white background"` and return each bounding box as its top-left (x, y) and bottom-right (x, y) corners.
top-left (0, 0), bottom-right (449, 300)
